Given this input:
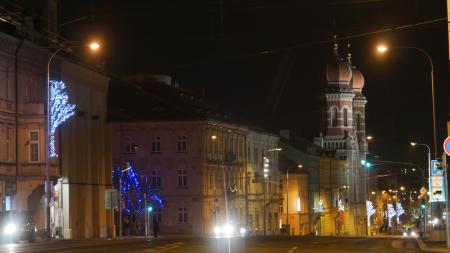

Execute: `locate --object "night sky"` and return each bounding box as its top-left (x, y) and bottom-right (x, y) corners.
top-left (60, 0), bottom-right (449, 169)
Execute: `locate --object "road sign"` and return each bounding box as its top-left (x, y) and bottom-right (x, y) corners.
top-left (105, 189), bottom-right (118, 210)
top-left (444, 136), bottom-right (450, 156)
top-left (430, 175), bottom-right (446, 202)
top-left (420, 187), bottom-right (427, 195)
top-left (432, 160), bottom-right (443, 176)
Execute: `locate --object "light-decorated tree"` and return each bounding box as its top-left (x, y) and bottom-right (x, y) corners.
top-left (49, 80), bottom-right (76, 157)
top-left (112, 163), bottom-right (163, 214)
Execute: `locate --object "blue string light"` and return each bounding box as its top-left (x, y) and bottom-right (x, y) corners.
top-left (112, 163), bottom-right (164, 215)
top-left (49, 80), bottom-right (76, 157)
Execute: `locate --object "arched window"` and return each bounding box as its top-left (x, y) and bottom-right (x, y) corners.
top-left (343, 108), bottom-right (348, 127)
top-left (355, 113), bottom-right (362, 131)
top-left (331, 107), bottom-right (338, 127)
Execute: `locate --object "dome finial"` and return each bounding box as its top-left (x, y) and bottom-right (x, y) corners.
top-left (346, 44), bottom-right (352, 64)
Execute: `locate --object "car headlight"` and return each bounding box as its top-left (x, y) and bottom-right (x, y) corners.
top-left (240, 227), bottom-right (246, 235)
top-left (411, 231), bottom-right (416, 236)
top-left (223, 224), bottom-right (234, 237)
top-left (214, 226), bottom-right (221, 236)
top-left (4, 224), bottom-right (16, 235)
top-left (402, 232), bottom-right (407, 236)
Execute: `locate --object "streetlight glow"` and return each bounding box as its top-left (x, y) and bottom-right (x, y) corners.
top-left (89, 41), bottom-right (100, 51)
top-left (410, 142), bottom-right (417, 146)
top-left (211, 135), bottom-right (217, 140)
top-left (377, 45), bottom-right (388, 53)
top-left (366, 136), bottom-right (373, 141)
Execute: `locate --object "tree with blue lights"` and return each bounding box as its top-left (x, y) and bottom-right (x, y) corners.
top-left (49, 80), bottom-right (76, 157)
top-left (112, 163), bottom-right (163, 214)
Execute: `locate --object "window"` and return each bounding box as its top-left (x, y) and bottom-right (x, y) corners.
top-left (177, 136), bottom-right (187, 152)
top-left (153, 207), bottom-right (162, 222)
top-left (343, 108), bottom-right (348, 127)
top-left (177, 169), bottom-right (187, 187)
top-left (178, 207), bottom-right (187, 223)
top-left (29, 130), bottom-right (39, 162)
top-left (331, 107), bottom-right (338, 127)
top-left (355, 113), bottom-right (362, 131)
top-left (152, 170), bottom-right (161, 188)
top-left (152, 136), bottom-right (161, 153)
top-left (253, 147), bottom-right (258, 163)
top-left (125, 137), bottom-right (137, 153)
top-left (5, 127), bottom-right (11, 161)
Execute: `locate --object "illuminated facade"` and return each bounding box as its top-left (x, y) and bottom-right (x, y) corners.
top-left (0, 32), bottom-right (112, 239)
top-left (313, 43), bottom-right (369, 236)
top-left (109, 78), bottom-right (280, 235)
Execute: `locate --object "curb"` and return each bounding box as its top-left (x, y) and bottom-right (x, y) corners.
top-left (416, 238), bottom-right (450, 253)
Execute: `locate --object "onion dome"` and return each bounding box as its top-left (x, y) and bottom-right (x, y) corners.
top-left (351, 68), bottom-right (365, 90)
top-left (326, 44), bottom-right (352, 85)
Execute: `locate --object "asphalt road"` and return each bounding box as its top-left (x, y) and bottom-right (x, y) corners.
top-left (0, 236), bottom-right (425, 253)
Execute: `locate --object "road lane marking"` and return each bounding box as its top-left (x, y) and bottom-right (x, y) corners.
top-left (287, 246), bottom-right (298, 253)
top-left (144, 242), bottom-right (185, 253)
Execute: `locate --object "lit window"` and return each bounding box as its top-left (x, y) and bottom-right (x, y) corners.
top-left (30, 130), bottom-right (39, 162)
top-left (178, 169), bottom-right (187, 187)
top-left (152, 136), bottom-right (161, 153)
top-left (177, 136), bottom-right (187, 152)
top-left (178, 207), bottom-right (187, 223)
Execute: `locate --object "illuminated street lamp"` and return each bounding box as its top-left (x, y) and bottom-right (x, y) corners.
top-left (377, 44), bottom-right (437, 159)
top-left (45, 41), bottom-right (101, 239)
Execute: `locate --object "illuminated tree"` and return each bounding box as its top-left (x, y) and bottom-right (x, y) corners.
top-left (112, 163), bottom-right (163, 214)
top-left (396, 202), bottom-right (405, 224)
top-left (49, 80), bottom-right (76, 157)
top-left (366, 200), bottom-right (376, 217)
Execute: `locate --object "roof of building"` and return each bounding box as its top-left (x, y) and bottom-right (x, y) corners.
top-left (107, 77), bottom-right (277, 137)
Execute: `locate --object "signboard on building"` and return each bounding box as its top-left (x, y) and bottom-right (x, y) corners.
top-left (105, 189), bottom-right (118, 209)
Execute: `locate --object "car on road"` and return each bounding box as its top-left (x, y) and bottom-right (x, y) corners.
top-left (0, 211), bottom-right (36, 243)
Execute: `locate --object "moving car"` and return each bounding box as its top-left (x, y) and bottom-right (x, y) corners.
top-left (0, 211), bottom-right (36, 243)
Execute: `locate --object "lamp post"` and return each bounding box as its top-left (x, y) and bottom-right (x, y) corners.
top-left (262, 148), bottom-right (281, 236)
top-left (410, 142), bottom-right (431, 190)
top-left (45, 42), bottom-right (100, 239)
top-left (377, 45), bottom-right (437, 159)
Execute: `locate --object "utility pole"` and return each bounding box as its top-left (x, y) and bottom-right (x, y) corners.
top-left (443, 153), bottom-right (449, 248)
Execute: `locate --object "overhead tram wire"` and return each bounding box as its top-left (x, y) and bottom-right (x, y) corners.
top-left (175, 17), bottom-right (447, 68)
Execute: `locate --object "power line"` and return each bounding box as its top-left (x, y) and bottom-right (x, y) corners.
top-left (176, 17), bottom-right (447, 68)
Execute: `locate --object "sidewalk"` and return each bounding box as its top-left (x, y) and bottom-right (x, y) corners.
top-left (416, 238), bottom-right (450, 252)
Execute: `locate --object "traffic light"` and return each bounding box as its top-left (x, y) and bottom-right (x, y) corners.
top-left (361, 160), bottom-right (372, 169)
top-left (148, 205), bottom-right (153, 213)
top-left (420, 199), bottom-right (426, 209)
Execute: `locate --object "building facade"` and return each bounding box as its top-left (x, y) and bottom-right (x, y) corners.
top-left (314, 43), bottom-right (368, 236)
top-left (0, 31), bottom-right (112, 239)
top-left (245, 129), bottom-right (280, 235)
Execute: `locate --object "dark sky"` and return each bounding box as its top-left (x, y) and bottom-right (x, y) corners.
top-left (59, 0), bottom-right (449, 169)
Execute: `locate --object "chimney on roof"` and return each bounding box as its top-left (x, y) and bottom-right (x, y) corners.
top-left (280, 129), bottom-right (290, 140)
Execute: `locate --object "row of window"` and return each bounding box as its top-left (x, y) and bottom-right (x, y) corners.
top-left (150, 207), bottom-right (188, 223)
top-left (126, 136), bottom-right (186, 153)
top-left (330, 108), bottom-right (362, 130)
top-left (151, 169), bottom-right (187, 188)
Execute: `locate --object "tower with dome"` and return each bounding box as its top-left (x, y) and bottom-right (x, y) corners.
top-left (314, 43), bottom-right (368, 236)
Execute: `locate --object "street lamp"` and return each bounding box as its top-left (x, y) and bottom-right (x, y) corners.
top-left (377, 44), bottom-right (437, 159)
top-left (410, 142), bottom-right (431, 183)
top-left (45, 41), bottom-right (101, 239)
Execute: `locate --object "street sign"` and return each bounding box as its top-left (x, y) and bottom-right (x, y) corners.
top-left (430, 175), bottom-right (446, 202)
top-left (420, 187), bottom-right (427, 195)
top-left (444, 136), bottom-right (450, 156)
top-left (105, 189), bottom-right (118, 210)
top-left (432, 160), bottom-right (443, 176)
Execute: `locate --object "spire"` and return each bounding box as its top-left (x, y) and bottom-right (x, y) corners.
top-left (346, 44), bottom-right (352, 65)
